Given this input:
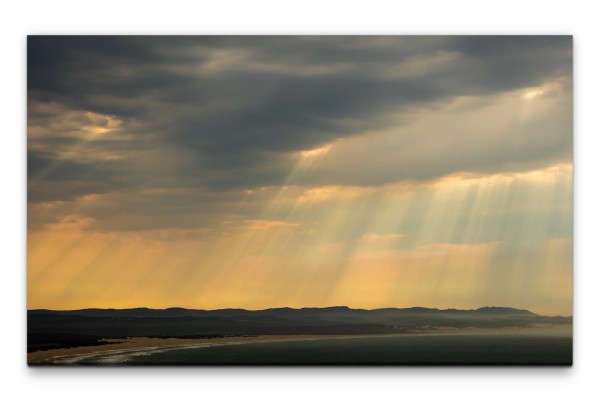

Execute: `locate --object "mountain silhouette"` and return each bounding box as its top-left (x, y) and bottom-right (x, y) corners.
top-left (28, 305), bottom-right (538, 319)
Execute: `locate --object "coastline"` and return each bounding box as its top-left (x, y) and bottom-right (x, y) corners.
top-left (27, 325), bottom-right (572, 365)
top-left (28, 334), bottom-right (349, 365)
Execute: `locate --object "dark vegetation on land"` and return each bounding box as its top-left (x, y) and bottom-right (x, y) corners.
top-left (27, 306), bottom-right (571, 352)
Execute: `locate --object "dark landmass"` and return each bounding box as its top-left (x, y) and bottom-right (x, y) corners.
top-left (28, 306), bottom-right (571, 352)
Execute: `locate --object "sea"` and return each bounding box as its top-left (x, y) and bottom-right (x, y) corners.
top-left (53, 327), bottom-right (572, 365)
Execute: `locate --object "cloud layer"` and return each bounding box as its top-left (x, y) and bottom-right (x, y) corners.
top-left (28, 36), bottom-right (572, 202)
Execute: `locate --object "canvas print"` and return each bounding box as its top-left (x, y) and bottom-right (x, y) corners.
top-left (27, 36), bottom-right (573, 365)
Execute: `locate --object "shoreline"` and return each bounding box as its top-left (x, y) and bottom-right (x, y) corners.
top-left (27, 335), bottom-right (317, 365)
top-left (28, 325), bottom-right (572, 365)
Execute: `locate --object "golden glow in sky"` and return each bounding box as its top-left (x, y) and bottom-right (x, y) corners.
top-left (27, 162), bottom-right (572, 315)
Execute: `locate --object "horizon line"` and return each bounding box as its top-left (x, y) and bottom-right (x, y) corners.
top-left (27, 304), bottom-right (575, 317)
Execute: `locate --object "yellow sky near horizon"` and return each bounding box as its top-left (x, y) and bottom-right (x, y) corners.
top-left (27, 162), bottom-right (573, 316)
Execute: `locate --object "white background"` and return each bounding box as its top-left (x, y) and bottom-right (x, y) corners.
top-left (1, 1), bottom-right (598, 400)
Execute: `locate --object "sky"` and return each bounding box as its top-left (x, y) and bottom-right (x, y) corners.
top-left (27, 36), bottom-right (573, 315)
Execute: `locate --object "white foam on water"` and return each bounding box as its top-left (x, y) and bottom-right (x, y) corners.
top-left (53, 337), bottom-right (328, 365)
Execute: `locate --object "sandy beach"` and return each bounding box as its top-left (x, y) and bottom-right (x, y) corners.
top-left (27, 335), bottom-right (336, 365)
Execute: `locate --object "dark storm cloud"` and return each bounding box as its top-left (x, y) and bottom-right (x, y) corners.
top-left (27, 148), bottom-right (139, 202)
top-left (28, 35), bottom-right (572, 200)
top-left (450, 36), bottom-right (571, 84)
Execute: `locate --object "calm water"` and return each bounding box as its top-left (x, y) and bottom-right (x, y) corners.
top-left (59, 330), bottom-right (572, 365)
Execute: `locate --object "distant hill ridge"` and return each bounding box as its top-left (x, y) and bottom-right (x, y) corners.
top-left (28, 305), bottom-right (539, 318)
top-left (28, 305), bottom-right (572, 347)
